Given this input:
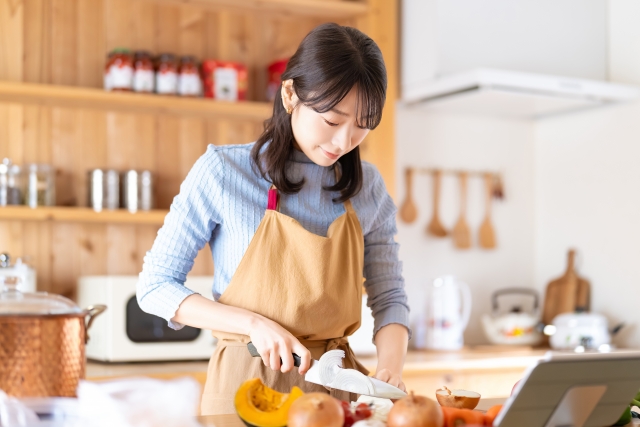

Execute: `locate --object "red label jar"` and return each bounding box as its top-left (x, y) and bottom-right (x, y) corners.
top-left (155, 53), bottom-right (179, 95)
top-left (201, 60), bottom-right (248, 101)
top-left (133, 51), bottom-right (155, 93)
top-left (104, 48), bottom-right (134, 91)
top-left (178, 56), bottom-right (202, 97)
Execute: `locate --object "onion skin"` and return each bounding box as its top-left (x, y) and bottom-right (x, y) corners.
top-left (287, 393), bottom-right (344, 427)
top-left (388, 392), bottom-right (444, 427)
top-left (435, 394), bottom-right (480, 410)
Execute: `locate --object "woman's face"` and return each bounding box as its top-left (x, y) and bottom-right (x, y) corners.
top-left (282, 80), bottom-right (371, 167)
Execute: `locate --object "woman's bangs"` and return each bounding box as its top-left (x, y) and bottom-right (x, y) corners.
top-left (301, 76), bottom-right (384, 129)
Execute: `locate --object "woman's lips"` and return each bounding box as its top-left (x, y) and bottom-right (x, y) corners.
top-left (320, 147), bottom-right (340, 160)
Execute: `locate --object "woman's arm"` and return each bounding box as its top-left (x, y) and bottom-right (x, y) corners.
top-left (373, 323), bottom-right (408, 391)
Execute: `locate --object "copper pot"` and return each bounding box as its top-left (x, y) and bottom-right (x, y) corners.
top-left (0, 277), bottom-right (106, 397)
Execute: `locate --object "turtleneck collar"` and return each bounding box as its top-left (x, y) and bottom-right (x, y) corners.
top-left (290, 148), bottom-right (315, 164)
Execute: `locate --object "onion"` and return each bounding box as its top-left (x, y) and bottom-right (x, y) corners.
top-left (388, 391), bottom-right (443, 427)
top-left (315, 350), bottom-right (376, 395)
top-left (435, 386), bottom-right (481, 410)
top-left (287, 393), bottom-right (344, 427)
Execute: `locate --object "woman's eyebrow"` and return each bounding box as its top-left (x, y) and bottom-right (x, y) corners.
top-left (330, 107), bottom-right (350, 117)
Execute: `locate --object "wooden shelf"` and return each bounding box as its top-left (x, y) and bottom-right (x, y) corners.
top-left (154, 0), bottom-right (369, 18)
top-left (0, 206), bottom-right (168, 225)
top-left (0, 81), bottom-right (272, 120)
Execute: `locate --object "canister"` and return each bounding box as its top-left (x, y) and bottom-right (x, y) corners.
top-left (87, 169), bottom-right (120, 212)
top-left (122, 170), bottom-right (154, 213)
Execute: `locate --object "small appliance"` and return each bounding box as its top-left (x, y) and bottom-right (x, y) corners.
top-left (424, 275), bottom-right (472, 350)
top-left (482, 288), bottom-right (542, 346)
top-left (546, 312), bottom-right (623, 351)
top-left (0, 253), bottom-right (36, 293)
top-left (77, 275), bottom-right (216, 362)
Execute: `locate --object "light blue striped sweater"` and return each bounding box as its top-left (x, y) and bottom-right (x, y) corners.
top-left (137, 143), bottom-right (410, 340)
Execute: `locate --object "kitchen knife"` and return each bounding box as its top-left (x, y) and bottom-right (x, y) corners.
top-left (247, 342), bottom-right (407, 399)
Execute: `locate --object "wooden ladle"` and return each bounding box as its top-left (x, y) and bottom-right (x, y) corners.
top-left (478, 173), bottom-right (497, 249)
top-left (426, 170), bottom-right (447, 237)
top-left (452, 172), bottom-right (471, 249)
top-left (399, 168), bottom-right (418, 223)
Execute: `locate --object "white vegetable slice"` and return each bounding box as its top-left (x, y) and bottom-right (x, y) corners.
top-left (327, 368), bottom-right (375, 395)
top-left (317, 350), bottom-right (345, 385)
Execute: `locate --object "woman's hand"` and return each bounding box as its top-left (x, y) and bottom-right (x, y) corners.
top-left (249, 316), bottom-right (312, 375)
top-left (374, 367), bottom-right (406, 392)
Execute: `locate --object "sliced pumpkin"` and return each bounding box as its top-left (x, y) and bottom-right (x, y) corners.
top-left (235, 378), bottom-right (304, 427)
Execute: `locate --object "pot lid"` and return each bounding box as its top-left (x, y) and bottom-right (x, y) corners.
top-left (0, 276), bottom-right (82, 315)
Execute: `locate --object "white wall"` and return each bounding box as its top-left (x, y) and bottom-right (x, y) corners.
top-left (397, 0), bottom-right (640, 349)
top-left (395, 108), bottom-right (535, 346)
top-left (531, 0), bottom-right (640, 348)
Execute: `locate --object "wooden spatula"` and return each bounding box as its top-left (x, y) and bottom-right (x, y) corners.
top-left (399, 168), bottom-right (418, 223)
top-left (426, 170), bottom-right (447, 237)
top-left (478, 173), bottom-right (496, 249)
top-left (452, 172), bottom-right (471, 249)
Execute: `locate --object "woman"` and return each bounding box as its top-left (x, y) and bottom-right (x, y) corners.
top-left (137, 23), bottom-right (410, 415)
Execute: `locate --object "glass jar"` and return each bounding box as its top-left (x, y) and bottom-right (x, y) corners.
top-left (0, 158), bottom-right (23, 206)
top-left (104, 48), bottom-right (134, 91)
top-left (155, 53), bottom-right (178, 95)
top-left (178, 56), bottom-right (202, 97)
top-left (24, 164), bottom-right (55, 208)
top-left (133, 50), bottom-right (155, 93)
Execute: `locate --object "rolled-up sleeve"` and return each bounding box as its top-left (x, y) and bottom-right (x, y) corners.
top-left (362, 168), bottom-right (412, 341)
top-left (137, 145), bottom-right (224, 330)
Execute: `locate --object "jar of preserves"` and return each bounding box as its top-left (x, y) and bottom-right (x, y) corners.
top-left (104, 48), bottom-right (133, 91)
top-left (133, 51), bottom-right (155, 93)
top-left (178, 56), bottom-right (202, 97)
top-left (155, 53), bottom-right (178, 95)
top-left (201, 60), bottom-right (248, 101)
top-left (266, 58), bottom-right (289, 101)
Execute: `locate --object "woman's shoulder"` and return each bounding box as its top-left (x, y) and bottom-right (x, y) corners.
top-left (199, 142), bottom-right (257, 174)
top-left (359, 160), bottom-right (386, 196)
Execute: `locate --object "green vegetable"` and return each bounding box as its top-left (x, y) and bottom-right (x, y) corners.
top-left (614, 406), bottom-right (632, 426)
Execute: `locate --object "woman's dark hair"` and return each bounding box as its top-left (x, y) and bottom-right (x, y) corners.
top-left (251, 23), bottom-right (387, 203)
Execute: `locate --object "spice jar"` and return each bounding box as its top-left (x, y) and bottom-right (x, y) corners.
top-left (0, 159), bottom-right (23, 206)
top-left (156, 53), bottom-right (178, 95)
top-left (201, 60), bottom-right (248, 101)
top-left (24, 164), bottom-right (55, 208)
top-left (104, 48), bottom-right (134, 91)
top-left (266, 58), bottom-right (289, 101)
top-left (178, 56), bottom-right (202, 97)
top-left (133, 51), bottom-right (155, 93)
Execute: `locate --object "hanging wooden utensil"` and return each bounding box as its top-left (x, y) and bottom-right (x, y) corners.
top-left (478, 173), bottom-right (497, 249)
top-left (399, 168), bottom-right (418, 223)
top-left (452, 172), bottom-right (471, 249)
top-left (426, 169), bottom-right (447, 237)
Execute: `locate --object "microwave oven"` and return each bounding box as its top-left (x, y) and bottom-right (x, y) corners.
top-left (77, 275), bottom-right (217, 362)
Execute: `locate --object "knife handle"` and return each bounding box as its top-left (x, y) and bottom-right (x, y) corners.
top-left (247, 342), bottom-right (302, 368)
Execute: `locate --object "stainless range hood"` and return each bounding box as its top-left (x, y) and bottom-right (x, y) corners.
top-left (402, 68), bottom-right (640, 119)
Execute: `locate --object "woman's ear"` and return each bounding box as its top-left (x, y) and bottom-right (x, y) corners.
top-left (281, 79), bottom-right (298, 112)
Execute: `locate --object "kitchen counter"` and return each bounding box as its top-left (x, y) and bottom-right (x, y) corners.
top-left (86, 345), bottom-right (545, 381)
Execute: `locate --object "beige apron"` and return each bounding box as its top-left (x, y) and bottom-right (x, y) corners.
top-left (200, 172), bottom-right (368, 415)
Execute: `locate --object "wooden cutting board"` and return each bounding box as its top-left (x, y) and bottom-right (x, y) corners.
top-left (542, 249), bottom-right (591, 326)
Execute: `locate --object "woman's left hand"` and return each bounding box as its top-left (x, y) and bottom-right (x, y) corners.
top-left (373, 367), bottom-right (406, 392)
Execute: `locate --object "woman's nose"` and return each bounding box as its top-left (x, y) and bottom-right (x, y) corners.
top-left (333, 127), bottom-right (351, 152)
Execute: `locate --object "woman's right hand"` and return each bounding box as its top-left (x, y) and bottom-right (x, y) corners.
top-left (249, 316), bottom-right (312, 375)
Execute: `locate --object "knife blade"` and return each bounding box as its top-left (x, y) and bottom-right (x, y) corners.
top-left (246, 342), bottom-right (407, 399)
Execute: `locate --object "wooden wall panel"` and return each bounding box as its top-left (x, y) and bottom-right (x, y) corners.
top-left (0, 0), bottom-right (397, 294)
top-left (0, 0), bottom-right (24, 82)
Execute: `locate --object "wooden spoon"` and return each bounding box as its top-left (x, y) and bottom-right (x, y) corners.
top-left (398, 168), bottom-right (418, 223)
top-left (452, 172), bottom-right (471, 249)
top-left (426, 170), bottom-right (447, 237)
top-left (478, 173), bottom-right (496, 249)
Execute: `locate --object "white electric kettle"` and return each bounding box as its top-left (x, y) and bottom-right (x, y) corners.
top-left (424, 275), bottom-right (472, 350)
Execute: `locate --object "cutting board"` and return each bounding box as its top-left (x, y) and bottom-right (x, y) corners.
top-left (542, 249), bottom-right (591, 326)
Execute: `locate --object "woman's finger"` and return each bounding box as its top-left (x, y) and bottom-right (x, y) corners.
top-left (280, 345), bottom-right (294, 373)
top-left (293, 344), bottom-right (312, 375)
top-left (260, 348), bottom-right (271, 369)
top-left (270, 344), bottom-right (281, 371)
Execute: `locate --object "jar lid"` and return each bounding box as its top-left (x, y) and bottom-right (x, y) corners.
top-left (0, 277), bottom-right (82, 315)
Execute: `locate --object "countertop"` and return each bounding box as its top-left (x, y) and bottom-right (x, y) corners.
top-left (86, 345), bottom-right (547, 380)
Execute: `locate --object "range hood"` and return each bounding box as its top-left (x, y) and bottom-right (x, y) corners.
top-left (402, 68), bottom-right (640, 119)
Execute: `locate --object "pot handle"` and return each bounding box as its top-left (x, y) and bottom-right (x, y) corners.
top-left (492, 288), bottom-right (538, 313)
top-left (84, 305), bottom-right (107, 343)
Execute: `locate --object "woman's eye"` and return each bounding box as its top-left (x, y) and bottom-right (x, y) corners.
top-left (323, 119), bottom-right (339, 127)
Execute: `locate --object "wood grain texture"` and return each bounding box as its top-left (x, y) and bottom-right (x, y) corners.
top-left (0, 0), bottom-right (397, 292)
